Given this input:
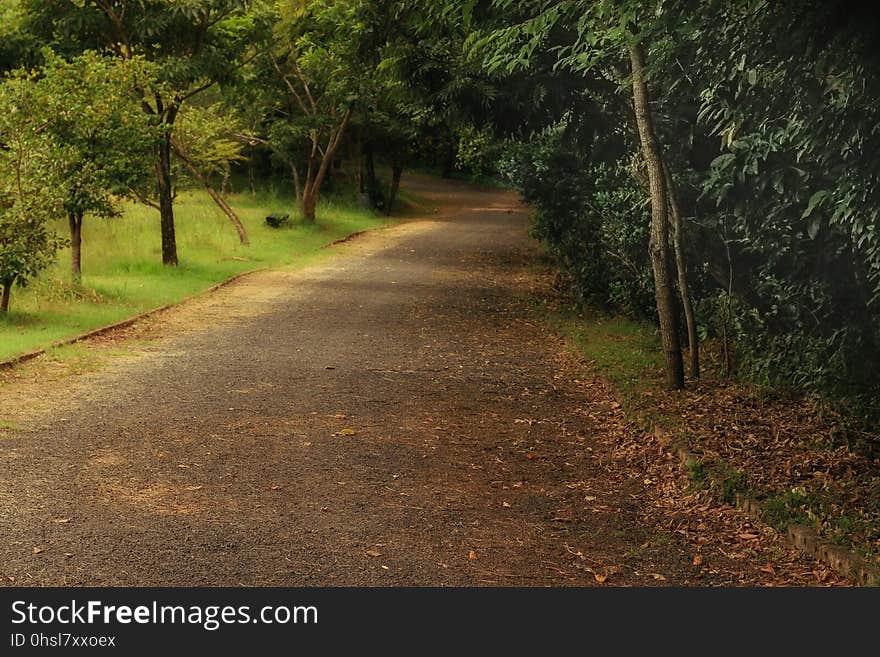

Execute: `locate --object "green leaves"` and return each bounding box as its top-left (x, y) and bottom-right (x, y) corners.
top-left (801, 190), bottom-right (829, 240)
top-left (0, 74), bottom-right (66, 302)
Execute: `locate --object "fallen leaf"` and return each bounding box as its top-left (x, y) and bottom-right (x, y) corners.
top-left (340, 429), bottom-right (356, 437)
top-left (50, 518), bottom-right (72, 524)
top-left (502, 502), bottom-right (511, 508)
top-left (693, 554), bottom-right (703, 566)
top-left (760, 565), bottom-right (776, 575)
top-left (381, 565), bottom-right (389, 570)
top-left (584, 496), bottom-right (597, 502)
top-left (177, 464), bottom-right (191, 469)
top-left (652, 573), bottom-right (667, 581)
top-left (526, 453), bottom-right (536, 460)
top-left (32, 547), bottom-right (43, 554)
top-left (364, 550), bottom-right (382, 558)
top-left (269, 484), bottom-right (283, 491)
top-left (738, 533), bottom-right (760, 540)
top-left (185, 485), bottom-right (203, 491)
top-left (468, 550), bottom-right (477, 561)
top-left (594, 571), bottom-right (608, 583)
top-left (334, 413), bottom-right (347, 419)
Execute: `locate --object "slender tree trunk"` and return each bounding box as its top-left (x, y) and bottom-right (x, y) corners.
top-left (290, 161), bottom-right (302, 202)
top-left (663, 163), bottom-right (699, 378)
top-left (68, 211), bottom-right (83, 282)
top-left (300, 111), bottom-right (352, 223)
top-left (301, 152), bottom-right (318, 223)
top-left (353, 129), bottom-right (364, 194)
top-left (0, 279), bottom-right (11, 313)
top-left (174, 147), bottom-right (250, 245)
top-left (204, 184), bottom-right (250, 246)
top-left (630, 43), bottom-right (684, 390)
top-left (363, 140), bottom-right (380, 208)
top-left (156, 131), bottom-right (178, 266)
top-left (386, 162), bottom-right (404, 216)
top-left (722, 229), bottom-right (735, 376)
top-left (248, 151), bottom-right (256, 197)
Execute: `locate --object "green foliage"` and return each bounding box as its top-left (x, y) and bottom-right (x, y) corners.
top-left (483, 0), bottom-right (880, 421)
top-left (0, 185), bottom-right (388, 359)
top-left (173, 102), bottom-right (247, 181)
top-left (501, 132), bottom-right (654, 316)
top-left (0, 74), bottom-right (66, 304)
top-left (37, 51), bottom-right (158, 221)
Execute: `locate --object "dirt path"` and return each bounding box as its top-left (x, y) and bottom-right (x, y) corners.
top-left (0, 175), bottom-right (844, 586)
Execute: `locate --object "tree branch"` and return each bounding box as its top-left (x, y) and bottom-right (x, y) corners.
top-left (270, 53), bottom-right (311, 115)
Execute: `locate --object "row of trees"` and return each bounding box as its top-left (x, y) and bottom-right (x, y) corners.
top-left (470, 0), bottom-right (880, 419)
top-left (0, 0), bottom-right (492, 311)
top-left (3, 1), bottom-right (876, 419)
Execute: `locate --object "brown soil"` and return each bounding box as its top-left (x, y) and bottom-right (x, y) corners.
top-left (0, 175), bottom-right (848, 586)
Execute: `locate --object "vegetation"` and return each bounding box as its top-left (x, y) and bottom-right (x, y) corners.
top-left (0, 185), bottom-right (388, 361)
top-left (0, 0), bottom-right (877, 423)
top-left (474, 1), bottom-right (880, 424)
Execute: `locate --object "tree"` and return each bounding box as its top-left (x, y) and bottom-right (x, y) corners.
top-left (0, 0), bottom-right (39, 75)
top-left (481, 0), bottom-right (689, 388)
top-left (172, 103), bottom-right (251, 245)
top-left (260, 0), bottom-right (360, 222)
top-left (629, 41), bottom-right (684, 389)
top-left (22, 0), bottom-right (265, 265)
top-left (0, 75), bottom-right (65, 312)
top-left (37, 51), bottom-right (156, 281)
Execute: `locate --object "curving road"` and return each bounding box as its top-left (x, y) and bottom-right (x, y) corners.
top-left (0, 175), bottom-right (836, 586)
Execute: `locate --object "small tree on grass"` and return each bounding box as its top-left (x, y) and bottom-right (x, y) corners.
top-left (37, 51), bottom-right (157, 282)
top-left (261, 0), bottom-right (362, 222)
top-left (0, 75), bottom-right (64, 313)
top-left (171, 103), bottom-right (251, 245)
top-left (23, 0), bottom-right (266, 266)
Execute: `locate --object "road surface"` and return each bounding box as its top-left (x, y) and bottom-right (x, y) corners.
top-left (0, 175), bottom-right (837, 586)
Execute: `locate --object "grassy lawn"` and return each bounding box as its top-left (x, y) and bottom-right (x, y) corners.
top-left (550, 309), bottom-right (663, 402)
top-left (0, 187), bottom-right (391, 362)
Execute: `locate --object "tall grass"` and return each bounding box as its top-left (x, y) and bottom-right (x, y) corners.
top-left (0, 186), bottom-right (388, 361)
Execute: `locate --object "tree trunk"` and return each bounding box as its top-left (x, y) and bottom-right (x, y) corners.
top-left (248, 152), bottom-right (256, 197)
top-left (301, 188), bottom-right (317, 222)
top-left (630, 43), bottom-right (685, 390)
top-left (174, 148), bottom-right (250, 245)
top-left (663, 163), bottom-right (699, 378)
top-left (0, 279), bottom-right (11, 313)
top-left (300, 110), bottom-right (352, 223)
top-left (386, 162), bottom-right (404, 216)
top-left (363, 140), bottom-right (381, 209)
top-left (290, 161), bottom-right (302, 202)
top-left (353, 129), bottom-right (364, 194)
top-left (204, 183), bottom-right (250, 246)
top-left (156, 131), bottom-right (178, 266)
top-left (68, 211), bottom-right (83, 282)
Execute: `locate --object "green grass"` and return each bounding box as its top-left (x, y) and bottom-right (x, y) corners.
top-left (0, 187), bottom-right (391, 362)
top-left (550, 308), bottom-right (663, 400)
